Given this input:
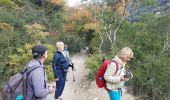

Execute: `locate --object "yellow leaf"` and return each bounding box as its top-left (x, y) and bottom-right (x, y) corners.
top-left (0, 22), bottom-right (14, 31)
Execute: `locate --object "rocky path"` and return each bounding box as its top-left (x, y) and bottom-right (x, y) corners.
top-left (47, 51), bottom-right (136, 100)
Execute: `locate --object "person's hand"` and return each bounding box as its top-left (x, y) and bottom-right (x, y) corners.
top-left (55, 77), bottom-right (59, 81)
top-left (69, 63), bottom-right (73, 68)
top-left (120, 77), bottom-right (129, 82)
top-left (69, 63), bottom-right (76, 71)
top-left (48, 84), bottom-right (55, 94)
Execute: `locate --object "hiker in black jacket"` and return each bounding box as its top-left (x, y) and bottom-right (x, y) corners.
top-left (52, 41), bottom-right (70, 100)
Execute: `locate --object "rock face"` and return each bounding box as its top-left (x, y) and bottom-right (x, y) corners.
top-left (153, 1), bottom-right (170, 16)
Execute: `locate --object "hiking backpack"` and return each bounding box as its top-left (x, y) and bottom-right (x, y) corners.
top-left (96, 60), bottom-right (119, 89)
top-left (2, 65), bottom-right (41, 100)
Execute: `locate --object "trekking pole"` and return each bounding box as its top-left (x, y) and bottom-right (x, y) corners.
top-left (72, 71), bottom-right (76, 82)
top-left (71, 63), bottom-right (77, 100)
top-left (70, 63), bottom-right (76, 82)
top-left (71, 63), bottom-right (77, 92)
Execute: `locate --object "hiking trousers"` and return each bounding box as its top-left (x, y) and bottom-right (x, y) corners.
top-left (107, 89), bottom-right (121, 100)
top-left (55, 71), bottom-right (67, 99)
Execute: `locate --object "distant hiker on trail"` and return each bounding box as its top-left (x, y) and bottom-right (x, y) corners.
top-left (64, 44), bottom-right (75, 71)
top-left (104, 47), bottom-right (134, 100)
top-left (52, 41), bottom-right (70, 100)
top-left (64, 44), bottom-right (71, 63)
top-left (26, 44), bottom-right (55, 100)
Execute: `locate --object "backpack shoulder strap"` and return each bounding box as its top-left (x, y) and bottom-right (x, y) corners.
top-left (25, 65), bottom-right (41, 75)
top-left (23, 65), bottom-right (42, 99)
top-left (26, 65), bottom-right (46, 87)
top-left (112, 60), bottom-right (119, 75)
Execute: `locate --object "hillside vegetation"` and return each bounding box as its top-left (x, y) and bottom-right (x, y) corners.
top-left (0, 0), bottom-right (170, 99)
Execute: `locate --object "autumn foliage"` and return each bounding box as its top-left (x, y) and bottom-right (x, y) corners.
top-left (51, 0), bottom-right (63, 5)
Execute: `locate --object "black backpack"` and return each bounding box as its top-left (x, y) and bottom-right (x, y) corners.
top-left (2, 65), bottom-right (41, 100)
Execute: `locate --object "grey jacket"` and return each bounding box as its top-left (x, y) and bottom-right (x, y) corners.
top-left (26, 59), bottom-right (50, 100)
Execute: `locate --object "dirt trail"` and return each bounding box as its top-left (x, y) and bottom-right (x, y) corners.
top-left (47, 51), bottom-right (136, 100)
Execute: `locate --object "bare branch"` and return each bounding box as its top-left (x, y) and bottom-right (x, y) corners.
top-left (105, 26), bottom-right (113, 44)
top-left (97, 31), bottom-right (104, 50)
top-left (113, 16), bottom-right (125, 42)
top-left (160, 41), bottom-right (169, 56)
top-left (159, 33), bottom-right (169, 57)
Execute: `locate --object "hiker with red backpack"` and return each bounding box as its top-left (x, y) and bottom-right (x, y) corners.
top-left (104, 47), bottom-right (133, 100)
top-left (96, 47), bottom-right (133, 100)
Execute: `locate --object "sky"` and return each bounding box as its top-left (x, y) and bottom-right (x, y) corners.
top-left (67, 0), bottom-right (82, 7)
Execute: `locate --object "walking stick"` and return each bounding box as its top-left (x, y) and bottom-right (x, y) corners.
top-left (70, 63), bottom-right (77, 100)
top-left (71, 63), bottom-right (76, 82)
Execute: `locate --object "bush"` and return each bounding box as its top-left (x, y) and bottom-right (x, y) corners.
top-left (86, 48), bottom-right (108, 79)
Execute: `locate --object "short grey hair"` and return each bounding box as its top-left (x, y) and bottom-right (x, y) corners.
top-left (56, 41), bottom-right (64, 50)
top-left (118, 47), bottom-right (134, 59)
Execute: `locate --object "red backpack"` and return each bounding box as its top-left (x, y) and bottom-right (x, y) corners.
top-left (96, 60), bottom-right (119, 89)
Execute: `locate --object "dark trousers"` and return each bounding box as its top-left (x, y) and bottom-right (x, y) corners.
top-left (55, 71), bottom-right (67, 99)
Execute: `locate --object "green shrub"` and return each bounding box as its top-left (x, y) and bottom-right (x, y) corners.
top-left (0, 0), bottom-right (12, 5)
top-left (86, 48), bottom-right (108, 79)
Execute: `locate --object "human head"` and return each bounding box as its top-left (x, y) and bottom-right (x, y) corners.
top-left (32, 44), bottom-right (48, 59)
top-left (117, 47), bottom-right (133, 63)
top-left (56, 41), bottom-right (64, 51)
